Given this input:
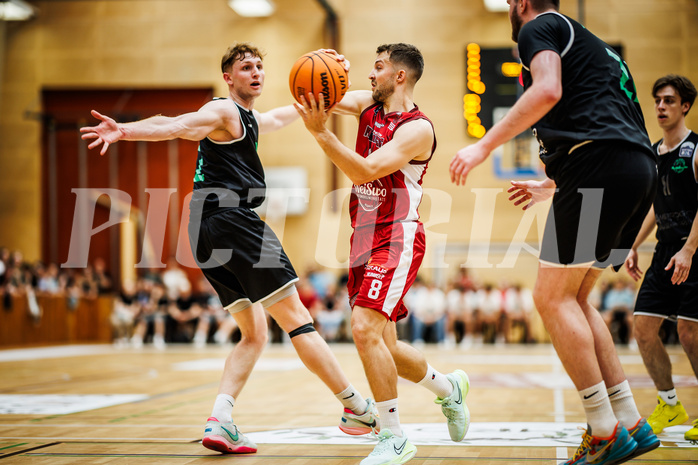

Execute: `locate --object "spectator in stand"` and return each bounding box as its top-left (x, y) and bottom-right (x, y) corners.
top-left (306, 265), bottom-right (336, 300)
top-left (190, 276), bottom-right (237, 346)
top-left (477, 283), bottom-right (503, 343)
top-left (162, 257), bottom-right (190, 300)
top-left (603, 280), bottom-right (637, 345)
top-left (112, 279), bottom-right (138, 347)
top-left (167, 285), bottom-right (205, 344)
top-left (0, 247), bottom-right (9, 286)
top-left (410, 279), bottom-right (448, 344)
top-left (454, 267), bottom-right (476, 292)
top-left (37, 263), bottom-right (61, 295)
top-left (445, 280), bottom-right (469, 346)
top-left (503, 283), bottom-right (535, 343)
top-left (316, 296), bottom-right (346, 343)
top-left (81, 264), bottom-right (99, 298)
top-left (131, 281), bottom-right (168, 349)
top-left (60, 269), bottom-right (82, 309)
top-left (297, 277), bottom-right (323, 319)
top-left (92, 258), bottom-right (113, 295)
top-left (331, 277), bottom-right (355, 343)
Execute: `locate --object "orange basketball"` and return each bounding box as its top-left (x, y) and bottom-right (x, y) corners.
top-left (289, 51), bottom-right (348, 109)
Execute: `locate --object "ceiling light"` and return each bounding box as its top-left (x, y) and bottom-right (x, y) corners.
top-left (228, 0), bottom-right (275, 17)
top-left (483, 0), bottom-right (509, 12)
top-left (0, 0), bottom-right (35, 21)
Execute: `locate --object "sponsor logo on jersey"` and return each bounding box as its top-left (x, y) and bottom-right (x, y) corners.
top-left (365, 260), bottom-right (388, 279)
top-left (363, 126), bottom-right (386, 149)
top-left (354, 179), bottom-right (388, 212)
top-left (679, 141), bottom-right (695, 159)
top-left (672, 158), bottom-right (688, 173)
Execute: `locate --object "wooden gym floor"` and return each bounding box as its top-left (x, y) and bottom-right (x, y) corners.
top-left (0, 342), bottom-right (696, 464)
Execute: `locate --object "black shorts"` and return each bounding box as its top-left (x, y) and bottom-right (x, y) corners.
top-left (539, 141), bottom-right (657, 268)
top-left (188, 208), bottom-right (298, 310)
top-left (634, 242), bottom-right (698, 321)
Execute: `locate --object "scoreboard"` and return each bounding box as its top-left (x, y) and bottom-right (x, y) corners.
top-left (464, 44), bottom-right (540, 178)
top-left (464, 43), bottom-right (625, 178)
top-left (464, 44), bottom-right (521, 138)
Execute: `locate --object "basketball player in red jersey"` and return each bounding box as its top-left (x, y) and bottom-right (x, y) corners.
top-left (296, 44), bottom-right (470, 465)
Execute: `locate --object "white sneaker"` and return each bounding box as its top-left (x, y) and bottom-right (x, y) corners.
top-left (153, 335), bottom-right (166, 350)
top-left (340, 398), bottom-right (380, 435)
top-left (202, 417), bottom-right (257, 454)
top-left (434, 369), bottom-right (470, 442)
top-left (361, 429), bottom-right (416, 465)
top-left (193, 333), bottom-right (207, 348)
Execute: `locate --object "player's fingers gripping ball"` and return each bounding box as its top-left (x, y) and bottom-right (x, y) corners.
top-left (289, 51), bottom-right (348, 110)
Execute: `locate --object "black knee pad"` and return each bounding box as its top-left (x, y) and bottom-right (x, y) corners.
top-left (288, 323), bottom-right (316, 339)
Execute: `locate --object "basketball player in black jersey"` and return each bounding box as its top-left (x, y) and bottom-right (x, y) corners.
top-left (449, 1), bottom-right (660, 463)
top-left (80, 42), bottom-right (378, 455)
top-left (624, 75), bottom-right (698, 443)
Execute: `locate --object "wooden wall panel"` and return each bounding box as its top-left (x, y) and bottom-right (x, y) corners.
top-left (0, 295), bottom-right (113, 346)
top-left (40, 88), bottom-right (213, 287)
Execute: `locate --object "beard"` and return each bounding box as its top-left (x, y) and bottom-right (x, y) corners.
top-left (371, 81), bottom-right (395, 103)
top-left (510, 9), bottom-right (523, 42)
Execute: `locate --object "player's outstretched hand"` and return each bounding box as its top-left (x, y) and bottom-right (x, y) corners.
top-left (507, 178), bottom-right (556, 210)
top-left (624, 249), bottom-right (643, 282)
top-left (79, 110), bottom-right (123, 156)
top-left (666, 247), bottom-right (694, 285)
top-left (450, 144), bottom-right (489, 185)
top-left (294, 93), bottom-right (333, 136)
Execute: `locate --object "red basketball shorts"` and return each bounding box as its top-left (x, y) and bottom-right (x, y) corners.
top-left (347, 221), bottom-right (425, 322)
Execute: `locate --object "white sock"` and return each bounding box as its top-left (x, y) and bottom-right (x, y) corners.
top-left (579, 381), bottom-right (617, 438)
top-left (607, 380), bottom-right (642, 429)
top-left (211, 394), bottom-right (235, 423)
top-left (376, 399), bottom-right (402, 437)
top-left (335, 385), bottom-right (368, 414)
top-left (658, 388), bottom-right (678, 406)
top-left (417, 364), bottom-right (453, 399)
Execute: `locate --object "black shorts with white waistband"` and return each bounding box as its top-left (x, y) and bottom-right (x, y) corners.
top-left (539, 141), bottom-right (657, 269)
top-left (634, 241), bottom-right (698, 321)
top-left (188, 207), bottom-right (298, 312)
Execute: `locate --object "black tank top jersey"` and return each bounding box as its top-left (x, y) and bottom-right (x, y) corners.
top-left (190, 99), bottom-right (265, 217)
top-left (653, 131), bottom-right (698, 243)
top-left (517, 12), bottom-right (653, 167)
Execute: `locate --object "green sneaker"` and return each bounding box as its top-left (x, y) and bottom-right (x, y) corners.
top-left (647, 397), bottom-right (689, 434)
top-left (434, 369), bottom-right (471, 441)
top-left (360, 429), bottom-right (416, 465)
top-left (202, 417), bottom-right (257, 454)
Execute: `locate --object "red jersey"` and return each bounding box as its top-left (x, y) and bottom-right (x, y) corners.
top-left (350, 102), bottom-right (436, 229)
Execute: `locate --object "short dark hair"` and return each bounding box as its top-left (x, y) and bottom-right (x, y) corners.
top-left (528, 0), bottom-right (560, 10)
top-left (652, 74), bottom-right (697, 116)
top-left (376, 43), bottom-right (424, 83)
top-left (221, 43), bottom-right (265, 74)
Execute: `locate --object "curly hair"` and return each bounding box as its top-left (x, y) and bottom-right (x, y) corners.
top-left (221, 43), bottom-right (265, 74)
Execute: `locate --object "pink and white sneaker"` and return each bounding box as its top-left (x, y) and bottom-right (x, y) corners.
top-left (202, 417), bottom-right (257, 454)
top-left (339, 398), bottom-right (380, 435)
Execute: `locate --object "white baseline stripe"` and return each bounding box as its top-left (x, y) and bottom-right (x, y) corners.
top-left (0, 345), bottom-right (115, 362)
